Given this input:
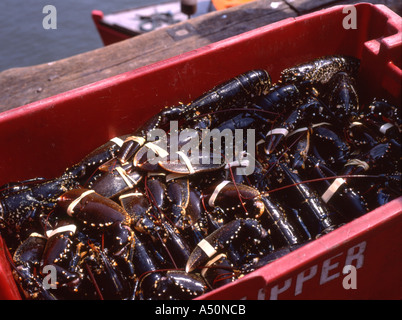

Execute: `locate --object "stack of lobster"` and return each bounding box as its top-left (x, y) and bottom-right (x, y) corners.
top-left (0, 55), bottom-right (400, 300)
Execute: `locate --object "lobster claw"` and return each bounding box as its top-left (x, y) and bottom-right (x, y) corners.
top-left (11, 232), bottom-right (50, 299)
top-left (276, 162), bottom-right (338, 237)
top-left (159, 153), bottom-right (225, 177)
top-left (0, 176), bottom-right (79, 233)
top-left (57, 188), bottom-right (131, 228)
top-left (264, 108), bottom-right (302, 155)
top-left (116, 135), bottom-right (146, 165)
top-left (119, 191), bottom-right (159, 237)
top-left (166, 178), bottom-right (190, 228)
top-left (149, 270), bottom-right (207, 300)
top-left (87, 164), bottom-right (142, 199)
top-left (64, 135), bottom-right (128, 181)
top-left (185, 218), bottom-right (268, 273)
top-left (133, 138), bottom-right (169, 172)
top-left (204, 181), bottom-right (265, 221)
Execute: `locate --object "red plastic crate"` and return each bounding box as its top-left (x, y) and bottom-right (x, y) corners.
top-left (0, 3), bottom-right (401, 300)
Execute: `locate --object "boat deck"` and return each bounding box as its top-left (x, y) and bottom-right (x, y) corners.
top-left (0, 0), bottom-right (400, 112)
top-left (99, 0), bottom-right (214, 36)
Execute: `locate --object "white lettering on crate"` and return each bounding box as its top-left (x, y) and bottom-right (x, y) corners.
top-left (295, 265), bottom-right (318, 296)
top-left (243, 241), bottom-right (366, 300)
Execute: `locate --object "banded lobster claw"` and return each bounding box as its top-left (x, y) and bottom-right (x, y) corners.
top-left (57, 188), bottom-right (131, 228)
top-left (86, 162), bottom-right (142, 199)
top-left (11, 232), bottom-right (56, 299)
top-left (57, 188), bottom-right (134, 257)
top-left (185, 218), bottom-right (269, 273)
top-left (41, 220), bottom-right (83, 291)
top-left (159, 153), bottom-right (226, 178)
top-left (203, 181), bottom-right (265, 222)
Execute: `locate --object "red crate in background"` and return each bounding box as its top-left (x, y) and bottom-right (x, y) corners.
top-left (0, 3), bottom-right (401, 299)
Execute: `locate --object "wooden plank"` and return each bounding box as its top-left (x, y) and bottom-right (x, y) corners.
top-left (0, 0), bottom-right (295, 112)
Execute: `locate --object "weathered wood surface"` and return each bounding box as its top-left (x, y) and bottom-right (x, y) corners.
top-left (0, 0), bottom-right (400, 112)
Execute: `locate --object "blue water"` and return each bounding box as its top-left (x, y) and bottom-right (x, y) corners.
top-left (0, 0), bottom-right (165, 71)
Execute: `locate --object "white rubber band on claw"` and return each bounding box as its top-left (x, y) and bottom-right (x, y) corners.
top-left (29, 232), bottom-right (47, 239)
top-left (110, 137), bottom-right (124, 147)
top-left (225, 160), bottom-right (249, 169)
top-left (116, 166), bottom-right (134, 189)
top-left (201, 253), bottom-right (227, 277)
top-left (147, 172), bottom-right (166, 177)
top-left (46, 224), bottom-right (77, 238)
top-left (67, 190), bottom-right (95, 216)
top-left (321, 178), bottom-right (346, 203)
top-left (208, 180), bottom-right (231, 207)
top-left (176, 151), bottom-right (195, 174)
top-left (119, 192), bottom-right (143, 200)
top-left (287, 122), bottom-right (331, 138)
top-left (379, 123), bottom-right (394, 134)
top-left (350, 121), bottom-right (363, 127)
top-left (256, 139), bottom-right (265, 146)
top-left (345, 159), bottom-right (370, 171)
top-left (266, 128), bottom-right (289, 137)
top-left (124, 136), bottom-right (146, 146)
top-left (197, 239), bottom-right (217, 258)
top-left (144, 142), bottom-right (169, 158)
top-left (165, 172), bottom-right (188, 182)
